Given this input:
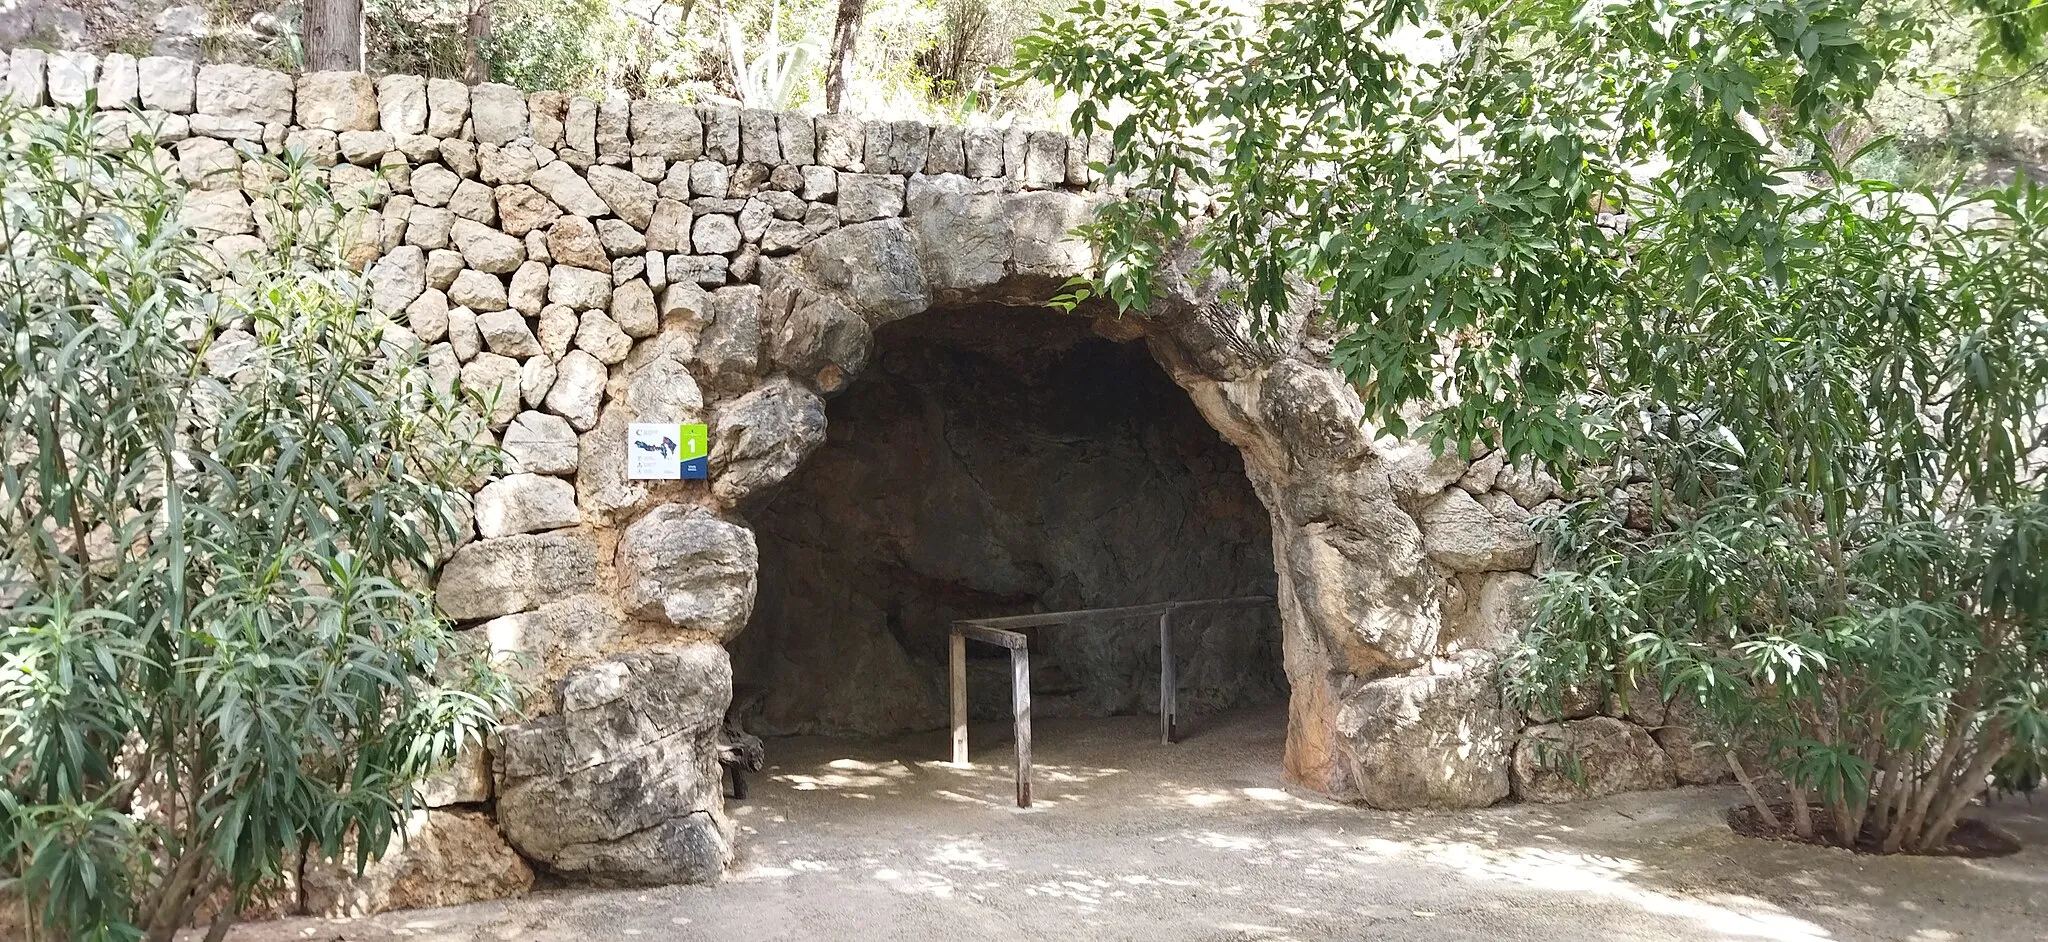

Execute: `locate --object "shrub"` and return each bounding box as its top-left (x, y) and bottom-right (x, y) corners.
top-left (0, 106), bottom-right (509, 940)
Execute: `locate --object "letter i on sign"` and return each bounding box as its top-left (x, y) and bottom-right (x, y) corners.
top-left (680, 423), bottom-right (709, 479)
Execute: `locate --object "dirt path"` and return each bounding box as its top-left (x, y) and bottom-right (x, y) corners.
top-left (219, 707), bottom-right (2048, 942)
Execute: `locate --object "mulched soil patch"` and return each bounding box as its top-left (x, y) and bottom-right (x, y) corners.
top-left (1726, 803), bottom-right (2023, 858)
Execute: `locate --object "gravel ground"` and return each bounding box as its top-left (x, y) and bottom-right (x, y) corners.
top-left (218, 706), bottom-right (2048, 942)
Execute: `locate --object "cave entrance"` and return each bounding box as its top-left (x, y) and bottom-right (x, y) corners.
top-left (727, 305), bottom-right (1285, 802)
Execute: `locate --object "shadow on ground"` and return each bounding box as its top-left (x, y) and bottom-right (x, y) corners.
top-left (212, 706), bottom-right (2048, 942)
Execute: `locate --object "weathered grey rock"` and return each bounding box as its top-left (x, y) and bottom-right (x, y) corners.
top-left (596, 92), bottom-right (630, 160)
top-left (710, 376), bottom-right (825, 505)
top-left (1024, 130), bottom-right (1067, 185)
top-left (138, 56), bottom-right (196, 112)
top-left (283, 128), bottom-right (340, 167)
top-left (545, 350), bottom-right (607, 430)
top-left (469, 83), bottom-right (528, 145)
top-left (596, 218), bottom-right (647, 257)
top-left (177, 136), bottom-right (240, 189)
top-left (446, 307), bottom-right (481, 361)
top-left (1513, 716), bottom-right (1676, 803)
top-left (300, 809), bottom-right (532, 917)
top-left (411, 164), bottom-right (459, 207)
top-left (575, 310), bottom-right (632, 365)
top-left (587, 165), bottom-right (658, 229)
top-left (437, 530), bottom-right (600, 621)
top-left (417, 744), bottom-right (493, 807)
top-left (450, 269), bottom-right (509, 312)
top-left (426, 249), bottom-right (465, 289)
top-left (507, 260), bottom-right (549, 315)
top-left (646, 199), bottom-right (693, 253)
top-left (1418, 488), bottom-right (1538, 572)
top-left (406, 288), bottom-right (451, 343)
top-left (767, 285), bottom-right (869, 394)
top-left (963, 127), bottom-right (1004, 178)
top-left (478, 309), bottom-right (544, 358)
top-left (530, 161), bottom-right (610, 217)
top-left (563, 96), bottom-right (598, 156)
top-left (617, 506), bottom-right (758, 638)
top-left (406, 207), bottom-right (454, 250)
top-left (97, 53), bottom-right (138, 109)
top-left (451, 219), bottom-right (526, 274)
top-left (692, 285), bottom-right (761, 390)
top-left (476, 473), bottom-right (581, 537)
top-left (479, 144), bottom-right (537, 185)
top-left (426, 78), bottom-right (469, 136)
top-left (795, 219), bottom-right (930, 324)
top-left (1007, 190), bottom-right (1103, 277)
top-left (816, 114), bottom-right (862, 169)
top-left (368, 245), bottom-right (427, 314)
top-left (44, 51), bottom-right (94, 107)
top-left (837, 173), bottom-right (904, 223)
top-left (700, 105), bottom-right (740, 163)
top-left (777, 113), bottom-right (816, 165)
top-left (549, 265), bottom-right (613, 311)
top-left (670, 254), bottom-right (728, 287)
top-left (296, 71), bottom-right (377, 131)
top-left (377, 73), bottom-right (428, 134)
top-left (502, 410), bottom-right (580, 475)
top-left (182, 187), bottom-right (254, 236)
top-left (1258, 359), bottom-right (1368, 463)
top-left (612, 279), bottom-right (659, 338)
top-left (1442, 571), bottom-right (1533, 655)
top-left (495, 644), bottom-right (734, 885)
top-left (904, 173), bottom-right (1008, 294)
top-left (521, 355), bottom-right (557, 407)
top-left (527, 91), bottom-right (567, 149)
top-left (7, 49), bottom-right (47, 106)
top-left (461, 352), bottom-right (525, 426)
top-left (1336, 662), bottom-right (1514, 809)
top-left (737, 108), bottom-right (780, 163)
top-left (440, 138), bottom-right (478, 178)
top-left (691, 214), bottom-right (742, 255)
top-left (480, 593), bottom-right (625, 693)
top-left (448, 179), bottom-right (497, 224)
top-left (738, 197), bottom-right (775, 242)
top-left (537, 304), bottom-right (579, 359)
top-left (925, 125), bottom-right (966, 175)
top-left (630, 100), bottom-right (702, 160)
top-left (195, 64), bottom-right (292, 124)
top-left (1497, 462), bottom-right (1562, 508)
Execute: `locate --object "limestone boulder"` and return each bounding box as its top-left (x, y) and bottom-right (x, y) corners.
top-left (550, 264), bottom-right (614, 311)
top-left (617, 505), bottom-right (758, 639)
top-left (1258, 359), bottom-right (1368, 463)
top-left (588, 165), bottom-right (658, 229)
top-left (366, 245), bottom-right (426, 315)
top-left (377, 73), bottom-right (428, 134)
top-left (495, 644), bottom-right (734, 886)
top-left (710, 376), bottom-right (826, 506)
top-left (1441, 571), bottom-right (1534, 655)
top-left (531, 161), bottom-right (611, 217)
top-left (195, 64), bottom-right (293, 124)
top-left (299, 809), bottom-right (532, 917)
top-left (694, 285), bottom-right (762, 392)
top-left (1418, 488), bottom-right (1538, 572)
top-left (1513, 716), bottom-right (1676, 803)
top-left (475, 473), bottom-right (581, 538)
top-left (451, 219), bottom-right (526, 274)
top-left (436, 530), bottom-right (600, 621)
top-left (481, 594), bottom-right (626, 696)
top-left (469, 82), bottom-right (528, 145)
top-left (905, 173), bottom-right (1009, 295)
top-left (795, 219), bottom-right (931, 324)
top-left (295, 71), bottom-right (377, 131)
top-left (545, 350), bottom-right (608, 430)
top-left (767, 284), bottom-right (870, 394)
top-left (1334, 662), bottom-right (1514, 809)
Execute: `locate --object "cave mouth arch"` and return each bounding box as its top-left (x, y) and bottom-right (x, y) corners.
top-left (726, 303), bottom-right (1285, 741)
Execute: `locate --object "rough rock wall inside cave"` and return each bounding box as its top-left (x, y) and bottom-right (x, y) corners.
top-left (5, 47), bottom-right (1710, 917)
top-left (731, 309), bottom-right (1283, 737)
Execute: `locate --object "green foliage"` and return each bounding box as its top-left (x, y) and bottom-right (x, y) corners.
top-left (1019, 0), bottom-right (2047, 849)
top-left (367, 0), bottom-right (627, 89)
top-left (0, 107), bottom-right (510, 939)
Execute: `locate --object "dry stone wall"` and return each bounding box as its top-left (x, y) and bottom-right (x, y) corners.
top-left (5, 47), bottom-right (1711, 916)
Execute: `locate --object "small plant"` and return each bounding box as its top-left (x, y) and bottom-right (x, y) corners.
top-left (725, 0), bottom-right (821, 108)
top-left (0, 106), bottom-right (510, 940)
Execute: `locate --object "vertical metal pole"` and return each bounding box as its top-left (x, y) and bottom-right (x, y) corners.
top-left (1159, 609), bottom-right (1177, 745)
top-left (1011, 646), bottom-right (1032, 808)
top-left (950, 628), bottom-right (969, 766)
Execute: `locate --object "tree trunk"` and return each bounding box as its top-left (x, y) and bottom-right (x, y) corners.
top-left (302, 0), bottom-right (365, 71)
top-left (824, 0), bottom-right (867, 113)
top-left (464, 0), bottom-right (494, 85)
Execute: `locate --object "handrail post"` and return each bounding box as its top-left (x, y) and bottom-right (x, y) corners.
top-left (1159, 608), bottom-right (1177, 744)
top-left (950, 628), bottom-right (969, 766)
top-left (1011, 645), bottom-right (1032, 808)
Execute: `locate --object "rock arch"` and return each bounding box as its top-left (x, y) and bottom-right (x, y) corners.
top-left (481, 178), bottom-right (1542, 885)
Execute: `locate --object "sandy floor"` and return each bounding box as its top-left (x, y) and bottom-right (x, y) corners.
top-left (220, 706), bottom-right (2048, 942)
